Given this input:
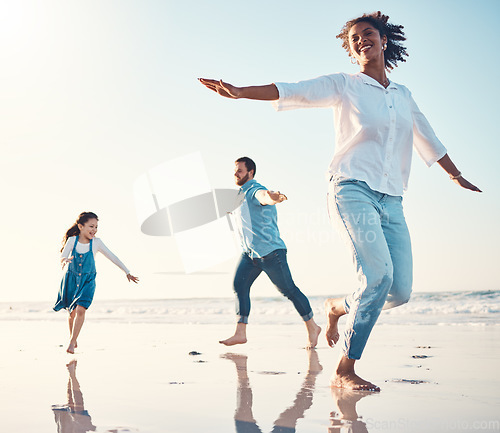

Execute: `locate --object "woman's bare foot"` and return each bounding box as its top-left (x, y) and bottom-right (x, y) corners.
top-left (305, 319), bottom-right (322, 349)
top-left (325, 298), bottom-right (346, 348)
top-left (331, 371), bottom-right (380, 392)
top-left (219, 322), bottom-right (247, 346)
top-left (66, 342), bottom-right (76, 354)
top-left (331, 356), bottom-right (380, 392)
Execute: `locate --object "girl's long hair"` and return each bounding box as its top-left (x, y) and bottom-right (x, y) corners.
top-left (61, 212), bottom-right (99, 252)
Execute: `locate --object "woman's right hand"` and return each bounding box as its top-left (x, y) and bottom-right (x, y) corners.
top-left (198, 78), bottom-right (242, 99)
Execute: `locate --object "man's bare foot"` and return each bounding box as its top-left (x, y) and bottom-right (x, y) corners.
top-left (219, 335), bottom-right (247, 346)
top-left (220, 323), bottom-right (247, 346)
top-left (305, 320), bottom-right (322, 349)
top-left (325, 298), bottom-right (346, 348)
top-left (66, 343), bottom-right (76, 354)
top-left (307, 348), bottom-right (323, 374)
top-left (331, 371), bottom-right (380, 392)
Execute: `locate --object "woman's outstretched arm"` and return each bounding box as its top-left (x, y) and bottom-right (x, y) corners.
top-left (198, 78), bottom-right (279, 100)
top-left (437, 154), bottom-right (482, 192)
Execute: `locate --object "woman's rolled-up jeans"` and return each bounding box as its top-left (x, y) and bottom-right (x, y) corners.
top-left (328, 179), bottom-right (413, 360)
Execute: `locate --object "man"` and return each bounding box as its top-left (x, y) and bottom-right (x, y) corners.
top-left (221, 157), bottom-right (321, 348)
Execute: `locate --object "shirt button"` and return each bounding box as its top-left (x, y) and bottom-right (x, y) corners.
top-left (389, 105), bottom-right (393, 108)
top-left (80, 255), bottom-right (82, 258)
top-left (384, 173), bottom-right (388, 177)
top-left (385, 91), bottom-right (389, 94)
top-left (79, 264), bottom-right (82, 266)
top-left (79, 273), bottom-right (81, 276)
top-left (77, 284), bottom-right (79, 287)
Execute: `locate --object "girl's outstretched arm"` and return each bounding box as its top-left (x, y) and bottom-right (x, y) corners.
top-left (437, 154), bottom-right (482, 192)
top-left (97, 240), bottom-right (139, 284)
top-left (198, 78), bottom-right (279, 101)
top-left (96, 239), bottom-right (131, 274)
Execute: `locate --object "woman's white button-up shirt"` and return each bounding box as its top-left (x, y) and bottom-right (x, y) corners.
top-left (272, 72), bottom-right (447, 196)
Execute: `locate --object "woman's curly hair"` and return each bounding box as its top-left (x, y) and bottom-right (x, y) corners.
top-left (336, 11), bottom-right (408, 71)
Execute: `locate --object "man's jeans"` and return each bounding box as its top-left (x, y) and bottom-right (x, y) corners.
top-left (328, 179), bottom-right (413, 359)
top-left (233, 249), bottom-right (314, 324)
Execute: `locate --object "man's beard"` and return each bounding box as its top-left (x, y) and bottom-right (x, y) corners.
top-left (236, 173), bottom-right (250, 186)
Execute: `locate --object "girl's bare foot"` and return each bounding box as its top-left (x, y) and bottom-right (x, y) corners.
top-left (66, 343), bottom-right (76, 354)
top-left (220, 352), bottom-right (248, 364)
top-left (325, 298), bottom-right (346, 347)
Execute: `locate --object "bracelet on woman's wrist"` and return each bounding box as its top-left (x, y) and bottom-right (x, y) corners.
top-left (449, 171), bottom-right (462, 180)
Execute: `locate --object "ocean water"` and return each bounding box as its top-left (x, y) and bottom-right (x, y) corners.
top-left (1, 290), bottom-right (499, 326)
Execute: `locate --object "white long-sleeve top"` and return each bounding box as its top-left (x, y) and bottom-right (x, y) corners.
top-left (272, 72), bottom-right (448, 196)
top-left (61, 236), bottom-right (130, 274)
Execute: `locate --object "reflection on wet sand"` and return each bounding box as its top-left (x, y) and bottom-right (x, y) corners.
top-left (328, 387), bottom-right (373, 433)
top-left (51, 360), bottom-right (136, 433)
top-left (222, 349), bottom-right (323, 433)
top-left (51, 360), bottom-right (96, 433)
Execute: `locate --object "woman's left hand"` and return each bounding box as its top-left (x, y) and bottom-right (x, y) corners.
top-left (453, 176), bottom-right (482, 192)
top-left (127, 274), bottom-right (139, 284)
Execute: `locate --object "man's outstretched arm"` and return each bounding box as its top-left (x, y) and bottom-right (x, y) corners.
top-left (255, 190), bottom-right (288, 206)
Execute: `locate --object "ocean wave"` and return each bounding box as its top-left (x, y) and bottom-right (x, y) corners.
top-left (1, 290), bottom-right (499, 325)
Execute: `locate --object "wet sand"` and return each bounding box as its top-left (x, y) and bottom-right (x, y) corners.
top-left (1, 320), bottom-right (499, 432)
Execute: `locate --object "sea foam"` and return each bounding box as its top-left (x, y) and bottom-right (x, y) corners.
top-left (1, 290), bottom-right (498, 326)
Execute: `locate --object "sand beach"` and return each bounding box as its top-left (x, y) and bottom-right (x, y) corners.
top-left (1, 300), bottom-right (499, 433)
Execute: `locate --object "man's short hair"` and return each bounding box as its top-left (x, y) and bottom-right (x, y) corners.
top-left (235, 156), bottom-right (256, 176)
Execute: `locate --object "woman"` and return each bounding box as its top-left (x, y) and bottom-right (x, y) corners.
top-left (199, 11), bottom-right (481, 391)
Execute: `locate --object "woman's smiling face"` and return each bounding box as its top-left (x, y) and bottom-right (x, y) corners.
top-left (348, 21), bottom-right (387, 65)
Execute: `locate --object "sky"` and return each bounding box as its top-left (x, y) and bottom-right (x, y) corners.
top-left (1, 0), bottom-right (499, 303)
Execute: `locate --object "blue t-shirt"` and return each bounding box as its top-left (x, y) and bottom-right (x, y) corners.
top-left (233, 179), bottom-right (287, 258)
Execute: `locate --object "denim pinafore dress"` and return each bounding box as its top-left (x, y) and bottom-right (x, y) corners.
top-left (54, 237), bottom-right (97, 312)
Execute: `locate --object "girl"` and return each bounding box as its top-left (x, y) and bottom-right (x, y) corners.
top-left (54, 211), bottom-right (139, 353)
top-left (199, 11), bottom-right (481, 391)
